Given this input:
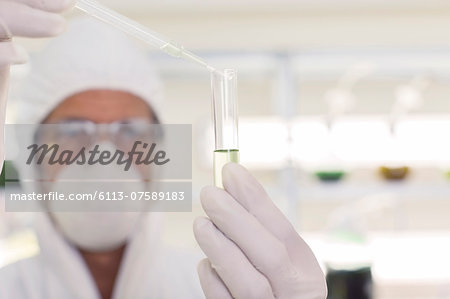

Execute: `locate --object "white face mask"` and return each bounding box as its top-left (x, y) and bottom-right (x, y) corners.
top-left (47, 142), bottom-right (147, 252)
top-left (51, 211), bottom-right (142, 252)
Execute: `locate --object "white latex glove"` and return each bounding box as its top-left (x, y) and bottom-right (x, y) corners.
top-left (194, 163), bottom-right (327, 299)
top-left (0, 0), bottom-right (73, 173)
top-left (0, 0), bottom-right (73, 36)
top-left (0, 0), bottom-right (74, 65)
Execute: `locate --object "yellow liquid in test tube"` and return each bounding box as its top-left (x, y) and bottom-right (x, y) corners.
top-left (214, 149), bottom-right (240, 188)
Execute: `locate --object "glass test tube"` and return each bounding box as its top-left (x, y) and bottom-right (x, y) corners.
top-left (211, 69), bottom-right (240, 188)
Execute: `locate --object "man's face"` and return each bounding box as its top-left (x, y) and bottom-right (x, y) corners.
top-left (37, 89), bottom-right (157, 181)
top-left (43, 89), bottom-right (156, 123)
top-left (38, 90), bottom-right (155, 251)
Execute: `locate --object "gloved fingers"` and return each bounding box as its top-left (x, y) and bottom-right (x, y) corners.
top-left (197, 258), bottom-right (233, 299)
top-left (199, 188), bottom-right (299, 297)
top-left (0, 1), bottom-right (66, 37)
top-left (222, 163), bottom-right (303, 249)
top-left (0, 17), bottom-right (11, 39)
top-left (222, 163), bottom-right (327, 291)
top-left (14, 0), bottom-right (76, 13)
top-left (0, 42), bottom-right (28, 66)
top-left (194, 217), bottom-right (275, 299)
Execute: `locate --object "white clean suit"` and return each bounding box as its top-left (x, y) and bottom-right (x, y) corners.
top-left (0, 15), bottom-right (204, 299)
top-left (0, 213), bottom-right (203, 299)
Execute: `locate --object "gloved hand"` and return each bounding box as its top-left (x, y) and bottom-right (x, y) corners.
top-left (0, 0), bottom-right (74, 173)
top-left (194, 163), bottom-right (327, 299)
top-left (0, 0), bottom-right (74, 65)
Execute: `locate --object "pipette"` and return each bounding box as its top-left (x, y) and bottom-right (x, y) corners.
top-left (75, 0), bottom-right (216, 72)
top-left (75, 0), bottom-right (238, 187)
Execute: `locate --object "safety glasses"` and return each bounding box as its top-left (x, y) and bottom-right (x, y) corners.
top-left (34, 118), bottom-right (163, 153)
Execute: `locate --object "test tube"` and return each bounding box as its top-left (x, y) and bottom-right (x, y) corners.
top-left (211, 69), bottom-right (240, 188)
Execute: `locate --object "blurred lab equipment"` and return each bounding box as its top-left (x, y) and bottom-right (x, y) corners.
top-left (326, 267), bottom-right (372, 299)
top-left (316, 63), bottom-right (374, 182)
top-left (323, 192), bottom-right (398, 299)
top-left (381, 75), bottom-right (432, 179)
top-left (379, 166), bottom-right (410, 181)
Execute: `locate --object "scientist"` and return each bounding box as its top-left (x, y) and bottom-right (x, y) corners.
top-left (0, 0), bottom-right (327, 298)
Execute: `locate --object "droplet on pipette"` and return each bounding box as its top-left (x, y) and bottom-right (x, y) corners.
top-left (160, 42), bottom-right (183, 58)
top-left (161, 41), bottom-right (218, 73)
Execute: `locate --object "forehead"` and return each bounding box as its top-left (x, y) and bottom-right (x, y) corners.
top-left (43, 90), bottom-right (156, 124)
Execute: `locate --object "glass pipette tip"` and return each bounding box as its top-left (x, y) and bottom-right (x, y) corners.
top-left (75, 0), bottom-right (217, 73)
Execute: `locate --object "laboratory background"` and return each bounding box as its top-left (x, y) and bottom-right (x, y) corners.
top-left (2, 0), bottom-right (450, 298)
